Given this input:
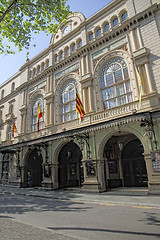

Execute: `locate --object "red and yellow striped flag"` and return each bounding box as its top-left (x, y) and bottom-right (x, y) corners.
top-left (12, 122), bottom-right (16, 137)
top-left (37, 103), bottom-right (42, 132)
top-left (76, 89), bottom-right (85, 120)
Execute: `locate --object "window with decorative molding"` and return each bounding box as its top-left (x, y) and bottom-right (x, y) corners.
top-left (31, 96), bottom-right (44, 132)
top-left (104, 23), bottom-right (110, 32)
top-left (100, 57), bottom-right (132, 110)
top-left (121, 11), bottom-right (128, 22)
top-left (112, 17), bottom-right (118, 27)
top-left (7, 125), bottom-right (12, 140)
top-left (60, 81), bottom-right (78, 122)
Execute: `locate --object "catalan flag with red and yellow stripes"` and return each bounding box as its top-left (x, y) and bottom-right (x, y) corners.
top-left (76, 89), bottom-right (85, 120)
top-left (37, 103), bottom-right (42, 132)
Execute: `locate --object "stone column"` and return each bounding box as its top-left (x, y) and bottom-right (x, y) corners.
top-left (144, 63), bottom-right (154, 93)
top-left (51, 163), bottom-right (59, 189)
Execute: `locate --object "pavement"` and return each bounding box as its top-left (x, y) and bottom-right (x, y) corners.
top-left (0, 184), bottom-right (160, 208)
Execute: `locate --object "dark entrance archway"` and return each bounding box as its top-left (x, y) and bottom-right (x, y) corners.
top-left (58, 141), bottom-right (83, 188)
top-left (122, 139), bottom-right (148, 187)
top-left (25, 148), bottom-right (43, 187)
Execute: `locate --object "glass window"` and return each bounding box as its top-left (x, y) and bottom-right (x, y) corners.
top-left (104, 23), bottom-right (109, 32)
top-left (60, 51), bottom-right (63, 59)
top-left (121, 12), bottom-right (128, 22)
top-left (72, 44), bottom-right (76, 52)
top-left (37, 66), bottom-right (40, 74)
top-left (66, 48), bottom-right (69, 56)
top-left (100, 57), bottom-right (133, 110)
top-left (89, 33), bottom-right (93, 41)
top-left (78, 39), bottom-right (82, 48)
top-left (112, 17), bottom-right (118, 27)
top-left (31, 96), bottom-right (44, 132)
top-left (60, 82), bottom-right (78, 122)
top-left (7, 125), bottom-right (12, 140)
top-left (96, 28), bottom-right (101, 37)
top-left (55, 55), bottom-right (58, 62)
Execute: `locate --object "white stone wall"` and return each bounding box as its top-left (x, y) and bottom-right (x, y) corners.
top-left (126, 0), bottom-right (151, 17)
top-left (140, 16), bottom-right (160, 92)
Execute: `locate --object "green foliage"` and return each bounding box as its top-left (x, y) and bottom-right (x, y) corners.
top-left (0, 0), bottom-right (71, 54)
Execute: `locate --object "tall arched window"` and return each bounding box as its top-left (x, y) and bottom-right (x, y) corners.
top-left (100, 57), bottom-right (132, 110)
top-left (31, 96), bottom-right (44, 132)
top-left (60, 81), bottom-right (77, 122)
top-left (7, 125), bottom-right (12, 140)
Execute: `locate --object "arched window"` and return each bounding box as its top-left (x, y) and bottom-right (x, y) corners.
top-left (96, 28), bottom-right (101, 37)
top-left (60, 81), bottom-right (77, 122)
top-left (121, 11), bottom-right (128, 22)
top-left (104, 23), bottom-right (110, 32)
top-left (37, 66), bottom-right (40, 74)
top-left (71, 43), bottom-right (76, 52)
top-left (89, 33), bottom-right (93, 41)
top-left (55, 55), bottom-right (58, 62)
top-left (60, 51), bottom-right (64, 59)
top-left (1, 89), bottom-right (4, 99)
top-left (9, 104), bottom-right (13, 114)
top-left (31, 96), bottom-right (44, 132)
top-left (11, 82), bottom-right (15, 92)
top-left (78, 39), bottom-right (82, 48)
top-left (65, 47), bottom-right (69, 56)
top-left (7, 125), bottom-right (12, 140)
top-left (112, 17), bottom-right (118, 27)
top-left (41, 62), bottom-right (45, 70)
top-left (100, 57), bottom-right (132, 110)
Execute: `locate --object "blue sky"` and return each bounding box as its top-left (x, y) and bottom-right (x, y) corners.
top-left (0, 0), bottom-right (112, 85)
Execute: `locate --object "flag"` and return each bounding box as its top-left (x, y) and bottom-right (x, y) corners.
top-left (12, 122), bottom-right (16, 137)
top-left (134, 60), bottom-right (143, 104)
top-left (37, 103), bottom-right (42, 132)
top-left (76, 89), bottom-right (85, 120)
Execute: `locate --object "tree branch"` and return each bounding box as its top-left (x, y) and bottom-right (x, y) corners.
top-left (0, 0), bottom-right (18, 23)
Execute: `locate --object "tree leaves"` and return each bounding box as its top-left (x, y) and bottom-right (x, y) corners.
top-left (0, 0), bottom-right (71, 54)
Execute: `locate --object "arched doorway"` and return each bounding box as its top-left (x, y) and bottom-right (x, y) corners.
top-left (25, 148), bottom-right (43, 187)
top-left (58, 141), bottom-right (83, 188)
top-left (122, 139), bottom-right (148, 187)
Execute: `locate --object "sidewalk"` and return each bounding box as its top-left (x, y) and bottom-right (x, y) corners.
top-left (0, 184), bottom-right (160, 208)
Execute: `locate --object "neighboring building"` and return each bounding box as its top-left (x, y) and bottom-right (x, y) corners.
top-left (0, 0), bottom-right (160, 193)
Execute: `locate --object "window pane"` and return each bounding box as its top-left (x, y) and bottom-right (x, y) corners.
top-left (127, 94), bottom-right (133, 102)
top-left (103, 101), bottom-right (108, 110)
top-left (118, 96), bottom-right (126, 105)
top-left (64, 104), bottom-right (70, 113)
top-left (89, 33), bottom-right (93, 41)
top-left (72, 44), bottom-right (75, 52)
top-left (64, 113), bottom-right (69, 122)
top-left (117, 84), bottom-right (125, 96)
top-left (101, 75), bottom-right (105, 88)
top-left (106, 74), bottom-right (114, 86)
top-left (78, 40), bottom-right (82, 48)
top-left (126, 81), bottom-right (131, 92)
top-left (63, 92), bottom-right (68, 103)
top-left (70, 111), bottom-right (76, 120)
top-left (96, 28), bottom-right (101, 36)
top-left (69, 89), bottom-right (75, 101)
top-left (66, 48), bottom-right (69, 55)
top-left (113, 18), bottom-right (118, 27)
top-left (102, 90), bottom-right (107, 101)
top-left (70, 101), bottom-right (76, 111)
top-left (104, 23), bottom-right (109, 32)
top-left (114, 70), bottom-right (123, 82)
top-left (121, 12), bottom-right (128, 21)
top-left (109, 99), bottom-right (117, 108)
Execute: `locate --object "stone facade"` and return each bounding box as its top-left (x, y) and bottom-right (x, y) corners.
top-left (0, 0), bottom-right (160, 193)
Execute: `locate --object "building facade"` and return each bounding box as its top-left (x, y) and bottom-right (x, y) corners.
top-left (0, 0), bottom-right (160, 193)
